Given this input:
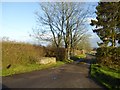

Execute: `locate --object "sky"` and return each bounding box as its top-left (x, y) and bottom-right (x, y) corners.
top-left (1, 2), bottom-right (39, 43)
top-left (1, 1), bottom-right (101, 47)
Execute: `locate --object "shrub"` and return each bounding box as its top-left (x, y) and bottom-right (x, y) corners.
top-left (2, 41), bottom-right (66, 70)
top-left (96, 47), bottom-right (120, 70)
top-left (44, 47), bottom-right (56, 57)
top-left (44, 47), bottom-right (66, 61)
top-left (2, 41), bottom-right (45, 69)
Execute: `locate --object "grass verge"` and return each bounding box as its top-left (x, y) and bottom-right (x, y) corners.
top-left (70, 54), bottom-right (86, 61)
top-left (1, 61), bottom-right (65, 76)
top-left (90, 64), bottom-right (120, 89)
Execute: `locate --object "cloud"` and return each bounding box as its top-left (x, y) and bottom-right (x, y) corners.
top-left (85, 17), bottom-right (97, 24)
top-left (1, 0), bottom-right (99, 2)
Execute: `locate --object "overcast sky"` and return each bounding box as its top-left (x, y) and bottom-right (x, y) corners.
top-left (1, 1), bottom-right (101, 47)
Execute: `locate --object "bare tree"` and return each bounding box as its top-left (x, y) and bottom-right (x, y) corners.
top-left (77, 34), bottom-right (92, 53)
top-left (33, 2), bottom-right (92, 60)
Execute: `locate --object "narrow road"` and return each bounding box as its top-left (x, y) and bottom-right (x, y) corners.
top-left (2, 55), bottom-right (104, 88)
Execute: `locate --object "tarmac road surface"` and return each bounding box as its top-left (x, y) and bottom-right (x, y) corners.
top-left (2, 54), bottom-right (105, 89)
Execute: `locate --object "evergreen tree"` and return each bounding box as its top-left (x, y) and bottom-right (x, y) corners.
top-left (90, 2), bottom-right (120, 47)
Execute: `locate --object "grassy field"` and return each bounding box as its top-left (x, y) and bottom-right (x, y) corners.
top-left (70, 54), bottom-right (86, 61)
top-left (1, 41), bottom-right (65, 76)
top-left (75, 54), bottom-right (86, 58)
top-left (91, 64), bottom-right (120, 89)
top-left (1, 61), bottom-right (65, 76)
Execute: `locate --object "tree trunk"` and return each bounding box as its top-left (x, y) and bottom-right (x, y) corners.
top-left (111, 30), bottom-right (116, 47)
top-left (65, 43), bottom-right (70, 60)
top-left (66, 48), bottom-right (70, 60)
top-left (112, 38), bottom-right (115, 47)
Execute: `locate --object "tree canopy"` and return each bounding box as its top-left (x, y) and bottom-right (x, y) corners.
top-left (90, 2), bottom-right (120, 47)
top-left (33, 2), bottom-right (92, 59)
